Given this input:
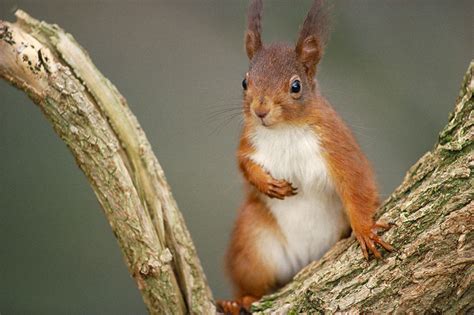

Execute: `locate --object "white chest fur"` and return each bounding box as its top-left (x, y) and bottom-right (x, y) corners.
top-left (249, 125), bottom-right (349, 284)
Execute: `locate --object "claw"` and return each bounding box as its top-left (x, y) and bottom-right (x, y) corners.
top-left (216, 300), bottom-right (242, 315)
top-left (356, 234), bottom-right (369, 260)
top-left (265, 178), bottom-right (297, 199)
top-left (355, 221), bottom-right (394, 260)
top-left (271, 179), bottom-right (286, 188)
top-left (365, 236), bottom-right (382, 259)
top-left (216, 297), bottom-right (255, 315)
top-left (370, 234), bottom-right (394, 252)
top-left (373, 220), bottom-right (393, 231)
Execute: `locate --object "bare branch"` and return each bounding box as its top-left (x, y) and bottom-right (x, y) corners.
top-left (0, 11), bottom-right (215, 315)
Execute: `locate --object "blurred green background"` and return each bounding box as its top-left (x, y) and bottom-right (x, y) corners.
top-left (0, 0), bottom-right (472, 314)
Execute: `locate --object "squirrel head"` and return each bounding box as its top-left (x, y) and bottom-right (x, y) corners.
top-left (242, 0), bottom-right (330, 127)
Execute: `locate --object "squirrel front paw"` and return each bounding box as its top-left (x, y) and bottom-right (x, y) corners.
top-left (354, 221), bottom-right (394, 259)
top-left (261, 178), bottom-right (297, 200)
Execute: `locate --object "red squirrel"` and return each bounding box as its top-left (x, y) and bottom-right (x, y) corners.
top-left (217, 0), bottom-right (393, 313)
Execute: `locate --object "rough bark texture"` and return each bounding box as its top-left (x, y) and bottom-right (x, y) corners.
top-left (252, 61), bottom-right (474, 314)
top-left (0, 11), bottom-right (215, 315)
top-left (1, 10), bottom-right (472, 314)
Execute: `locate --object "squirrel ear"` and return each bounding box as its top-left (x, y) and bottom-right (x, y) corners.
top-left (245, 30), bottom-right (262, 60)
top-left (245, 0), bottom-right (263, 60)
top-left (295, 0), bottom-right (331, 77)
top-left (296, 35), bottom-right (322, 78)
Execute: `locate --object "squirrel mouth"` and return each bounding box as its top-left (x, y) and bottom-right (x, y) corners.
top-left (259, 118), bottom-right (271, 127)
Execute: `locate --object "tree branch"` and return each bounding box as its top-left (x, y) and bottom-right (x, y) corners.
top-left (0, 11), bottom-right (215, 315)
top-left (1, 10), bottom-right (472, 314)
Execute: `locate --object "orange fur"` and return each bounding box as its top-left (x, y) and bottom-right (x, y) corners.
top-left (225, 192), bottom-right (282, 298)
top-left (311, 98), bottom-right (393, 259)
top-left (221, 1), bottom-right (393, 312)
top-left (237, 131), bottom-right (297, 200)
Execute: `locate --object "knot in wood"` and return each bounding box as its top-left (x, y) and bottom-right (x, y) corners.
top-left (138, 248), bottom-right (172, 277)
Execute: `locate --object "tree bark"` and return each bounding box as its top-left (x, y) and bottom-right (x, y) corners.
top-left (0, 11), bottom-right (215, 315)
top-left (1, 11), bottom-right (472, 314)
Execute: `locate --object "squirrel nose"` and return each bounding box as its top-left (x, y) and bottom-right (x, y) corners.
top-left (254, 109), bottom-right (269, 119)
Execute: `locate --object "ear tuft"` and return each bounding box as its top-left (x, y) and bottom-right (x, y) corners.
top-left (245, 31), bottom-right (262, 60)
top-left (245, 0), bottom-right (263, 60)
top-left (296, 35), bottom-right (322, 78)
top-left (295, 0), bottom-right (332, 77)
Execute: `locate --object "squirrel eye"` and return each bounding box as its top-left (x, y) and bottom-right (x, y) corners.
top-left (290, 80), bottom-right (301, 94)
top-left (242, 78), bottom-right (248, 90)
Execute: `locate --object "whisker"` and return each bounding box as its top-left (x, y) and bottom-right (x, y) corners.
top-left (205, 100), bottom-right (242, 110)
top-left (205, 101), bottom-right (243, 123)
top-left (206, 108), bottom-right (242, 122)
top-left (208, 112), bottom-right (242, 136)
top-left (207, 106), bottom-right (242, 115)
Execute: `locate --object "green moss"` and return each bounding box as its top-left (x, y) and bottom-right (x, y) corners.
top-left (439, 142), bottom-right (473, 164)
top-left (466, 230), bottom-right (474, 245)
top-left (359, 280), bottom-right (403, 311)
top-left (251, 299), bottom-right (273, 311)
top-left (324, 267), bottom-right (364, 288)
top-left (291, 291), bottom-right (325, 314)
top-left (438, 95), bottom-right (473, 146)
